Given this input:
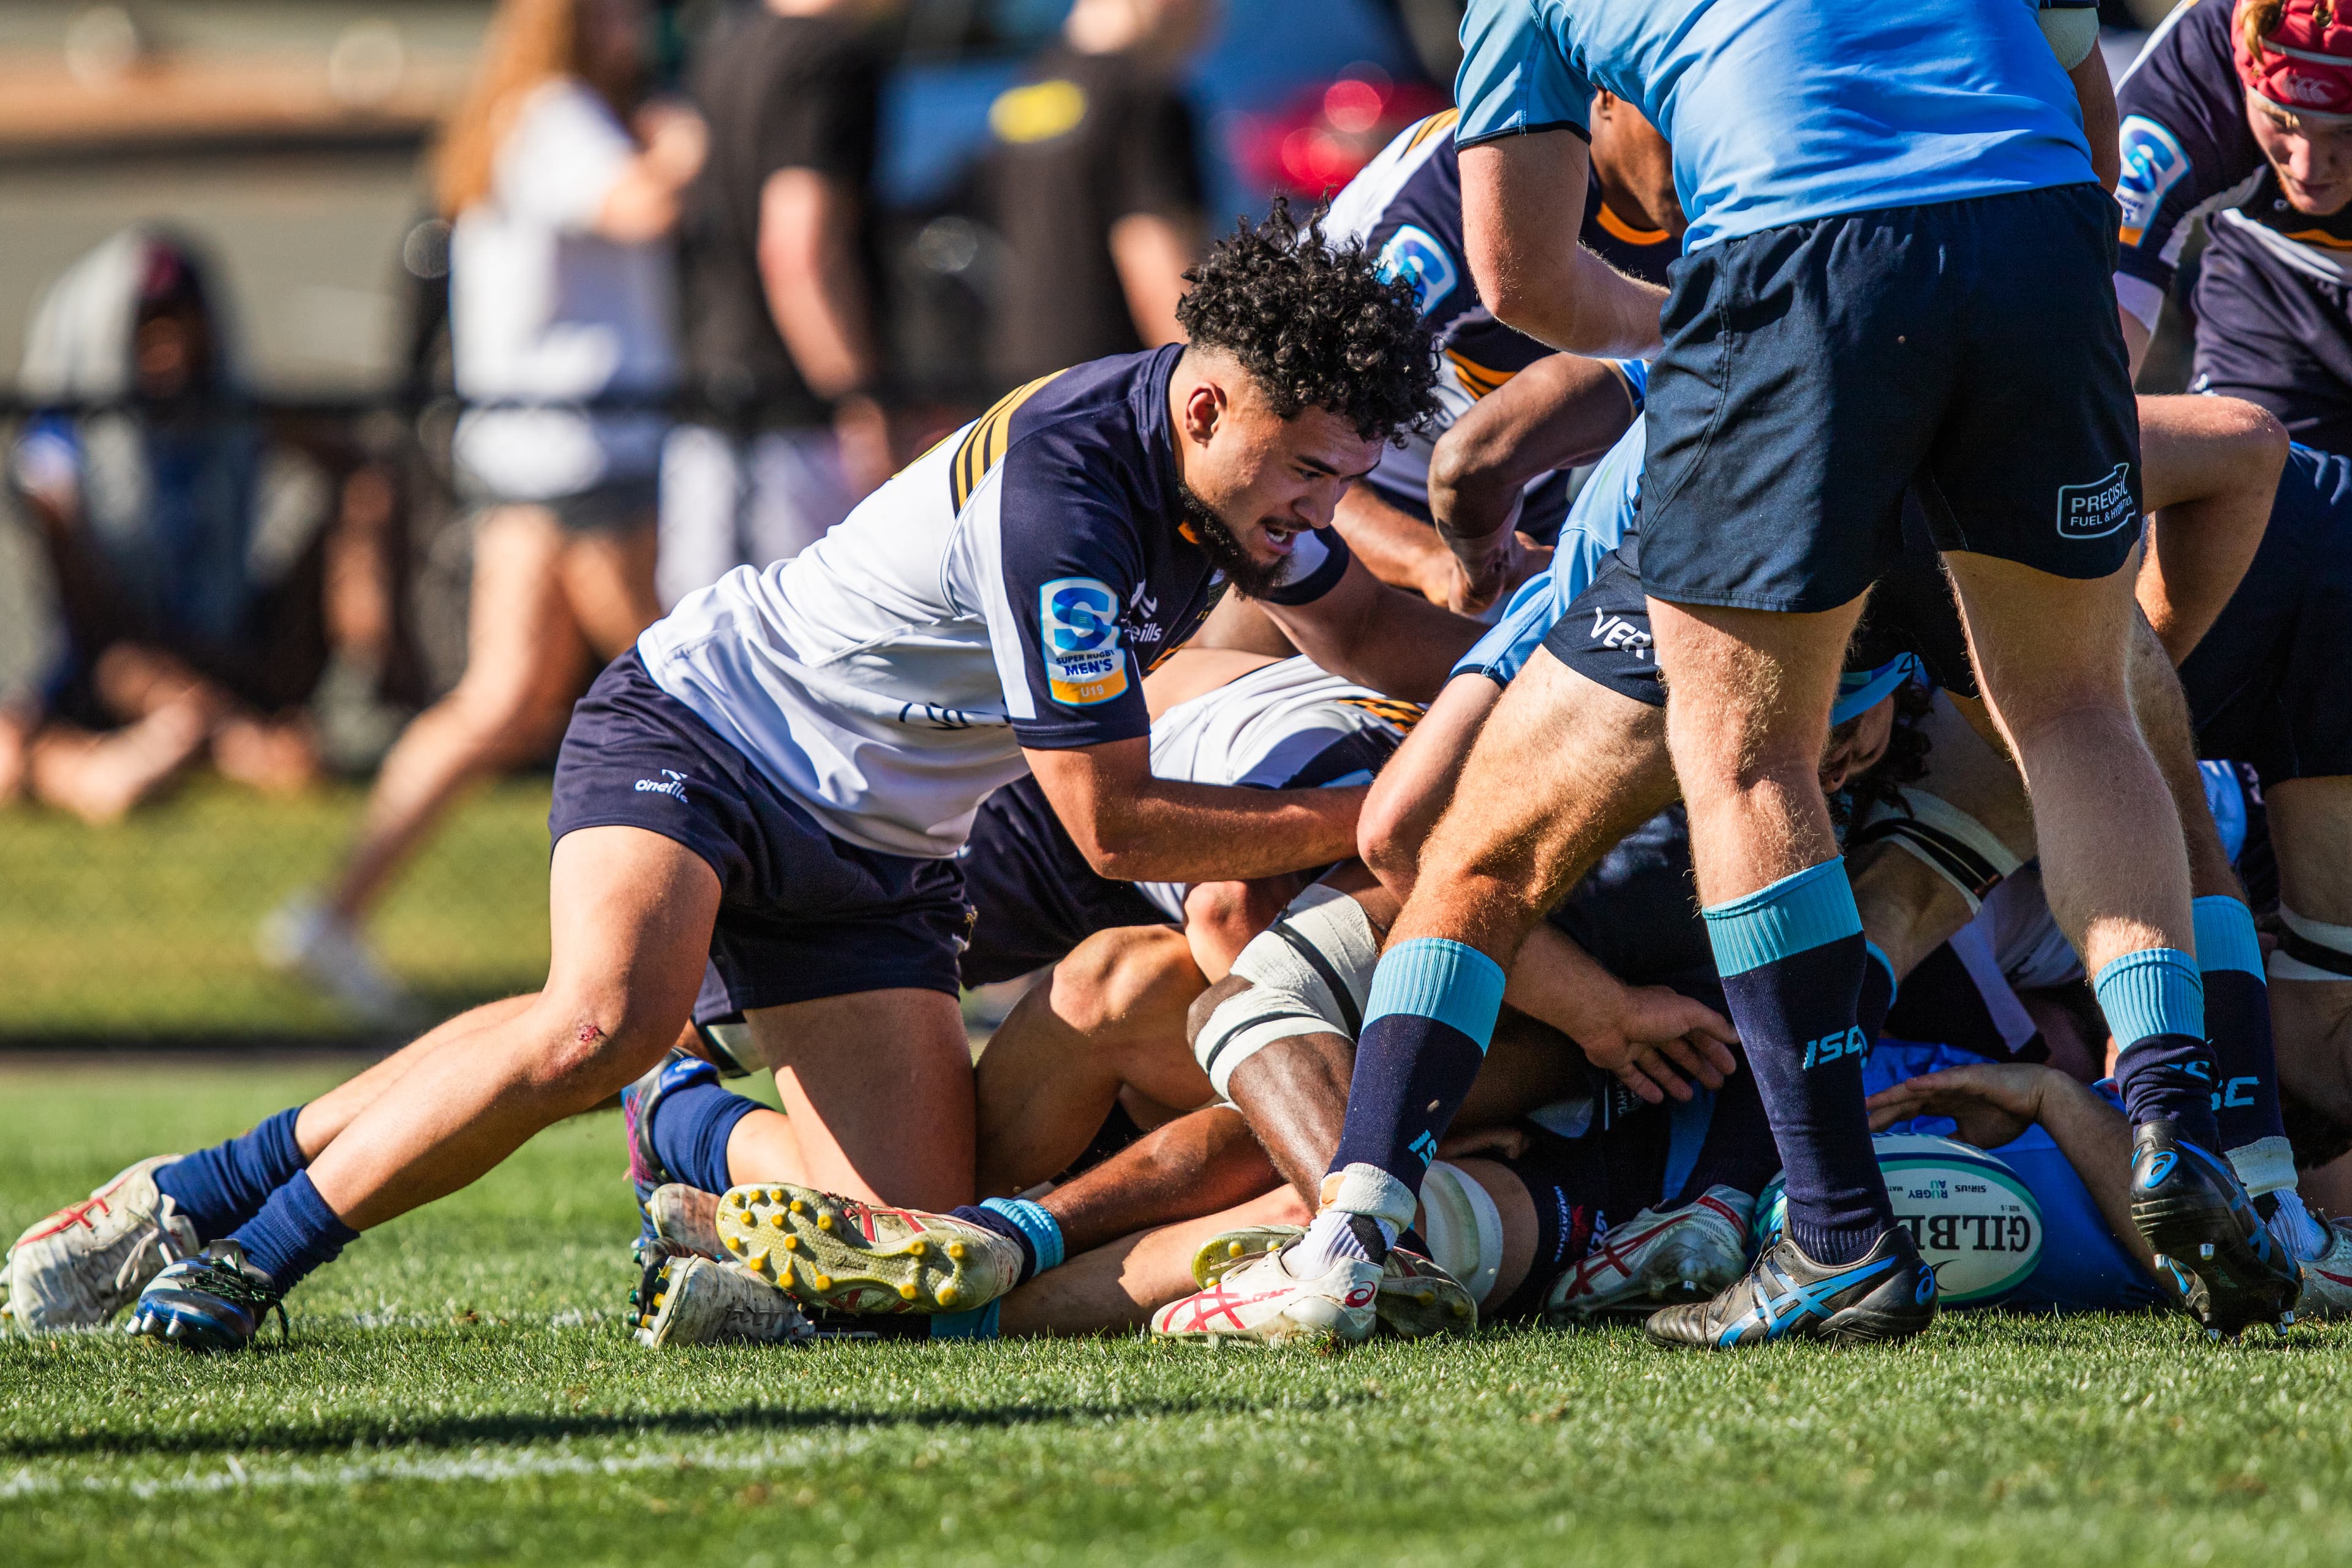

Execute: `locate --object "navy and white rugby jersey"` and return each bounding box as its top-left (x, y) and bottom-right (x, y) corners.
top-left (636, 345), bottom-right (1349, 858)
top-left (2113, 0), bottom-right (2352, 333)
top-left (1131, 654), bottom-right (1418, 920)
top-left (1325, 110), bottom-right (1670, 529)
top-left (1455, 0), bottom-right (2097, 253)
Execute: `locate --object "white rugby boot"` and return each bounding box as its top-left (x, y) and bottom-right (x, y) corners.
top-left (256, 894), bottom-right (415, 1028)
top-left (1545, 1186), bottom-right (1755, 1321)
top-left (646, 1184), bottom-right (725, 1261)
top-left (633, 1254), bottom-right (815, 1348)
top-left (1190, 1225), bottom-right (1475, 1337)
top-left (1152, 1240), bottom-right (1380, 1346)
top-left (3, 1156), bottom-right (198, 1333)
top-left (715, 1184), bottom-right (1025, 1315)
top-left (2293, 1215), bottom-right (2352, 1320)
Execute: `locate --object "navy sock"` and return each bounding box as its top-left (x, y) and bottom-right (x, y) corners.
top-left (1858, 941), bottom-right (1898, 1041)
top-left (2095, 946), bottom-right (2220, 1147)
top-left (1488, 1131), bottom-right (1608, 1322)
top-left (646, 1081), bottom-right (762, 1195)
top-left (1705, 859), bottom-right (1890, 1266)
top-left (1678, 1050), bottom-right (1781, 1202)
top-left (228, 1170), bottom-right (359, 1290)
top-left (154, 1107), bottom-right (309, 1245)
top-left (2195, 899), bottom-right (2285, 1147)
top-left (1328, 939), bottom-right (1507, 1189)
top-left (946, 1197), bottom-right (1062, 1284)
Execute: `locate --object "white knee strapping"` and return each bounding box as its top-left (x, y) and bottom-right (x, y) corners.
top-left (1854, 788), bottom-right (2024, 912)
top-left (2271, 907), bottom-right (2352, 984)
top-left (1416, 1160), bottom-right (1506, 1306)
top-left (1194, 884), bottom-right (1381, 1099)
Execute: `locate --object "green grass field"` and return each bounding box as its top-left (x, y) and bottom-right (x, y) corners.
top-left (6, 1064), bottom-right (2352, 1567)
top-left (0, 779), bottom-right (554, 1041)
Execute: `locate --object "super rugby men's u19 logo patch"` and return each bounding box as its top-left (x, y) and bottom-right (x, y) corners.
top-left (2056, 462), bottom-right (2136, 540)
top-left (1375, 224), bottom-right (1460, 315)
top-left (2116, 115), bottom-right (2188, 247)
top-left (1039, 577), bottom-right (1129, 706)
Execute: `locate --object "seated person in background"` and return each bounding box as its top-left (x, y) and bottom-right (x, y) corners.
top-left (1, 228), bottom-right (396, 824)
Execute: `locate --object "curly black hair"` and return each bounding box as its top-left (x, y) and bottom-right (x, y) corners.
top-left (1175, 197), bottom-right (1440, 442)
top-left (1833, 679), bottom-right (1937, 831)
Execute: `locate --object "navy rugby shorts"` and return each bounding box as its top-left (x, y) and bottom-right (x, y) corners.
top-left (2179, 443), bottom-right (2352, 788)
top-left (1542, 526), bottom-right (1975, 709)
top-left (1640, 183), bottom-right (2141, 612)
top-left (548, 652), bottom-right (972, 1014)
top-left (956, 774), bottom-right (1165, 987)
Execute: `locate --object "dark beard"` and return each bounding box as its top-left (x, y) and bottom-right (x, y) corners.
top-left (1175, 480), bottom-right (1288, 600)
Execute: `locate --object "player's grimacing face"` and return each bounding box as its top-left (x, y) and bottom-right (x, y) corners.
top-left (2246, 91), bottom-right (2352, 216)
top-left (1182, 375), bottom-right (1383, 573)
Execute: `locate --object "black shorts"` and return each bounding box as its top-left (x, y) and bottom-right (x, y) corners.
top-left (2191, 225), bottom-right (2352, 460)
top-left (1641, 183), bottom-right (2142, 611)
top-left (2180, 444), bottom-right (2352, 788)
top-left (956, 775), bottom-right (1166, 987)
top-left (1544, 804), bottom-right (1719, 1009)
top-left (1540, 526), bottom-right (1977, 709)
top-left (549, 652), bottom-right (973, 1015)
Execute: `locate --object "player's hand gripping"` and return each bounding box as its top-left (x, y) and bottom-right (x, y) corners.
top-left (1574, 982), bottom-right (1740, 1106)
top-left (1865, 1062), bottom-right (2048, 1150)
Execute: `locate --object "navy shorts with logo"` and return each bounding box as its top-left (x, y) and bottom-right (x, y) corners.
top-left (1542, 526), bottom-right (1976, 707)
top-left (2180, 443), bottom-right (2352, 788)
top-left (549, 652), bottom-right (973, 1015)
top-left (1640, 183), bottom-right (2142, 612)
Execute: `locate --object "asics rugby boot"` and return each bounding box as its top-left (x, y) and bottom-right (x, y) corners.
top-left (2291, 1216), bottom-right (2352, 1321)
top-left (1153, 1240), bottom-right (1381, 1346)
top-left (1547, 1187), bottom-right (1755, 1322)
top-left (631, 1252), bottom-right (814, 1349)
top-left (1190, 1226), bottom-right (1474, 1337)
top-left (126, 1240), bottom-right (285, 1352)
top-left (714, 1184), bottom-right (1024, 1315)
top-left (3, 1155), bottom-right (197, 1333)
top-left (1645, 1224), bottom-right (1937, 1350)
top-left (621, 1048), bottom-right (719, 1254)
top-left (2129, 1118), bottom-right (2301, 1338)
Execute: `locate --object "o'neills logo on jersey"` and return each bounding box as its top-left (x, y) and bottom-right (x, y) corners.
top-left (2056, 462), bottom-right (2136, 540)
top-left (1040, 576), bottom-right (1129, 706)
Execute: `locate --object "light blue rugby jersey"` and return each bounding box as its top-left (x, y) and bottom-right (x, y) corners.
top-left (1454, 0), bottom-right (2099, 251)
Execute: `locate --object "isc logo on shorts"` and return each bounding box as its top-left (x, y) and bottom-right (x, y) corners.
top-left (2056, 462), bottom-right (2136, 540)
top-left (1039, 576), bottom-right (1129, 706)
top-left (1375, 224), bottom-right (1460, 316)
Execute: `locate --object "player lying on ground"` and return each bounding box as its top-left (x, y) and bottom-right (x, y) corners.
top-left (0, 207), bottom-right (1501, 1349)
top-left (1325, 0), bottom-right (2288, 1352)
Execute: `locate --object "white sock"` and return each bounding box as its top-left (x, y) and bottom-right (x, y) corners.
top-left (1288, 1208), bottom-right (1393, 1274)
top-left (2266, 1187), bottom-right (2328, 1264)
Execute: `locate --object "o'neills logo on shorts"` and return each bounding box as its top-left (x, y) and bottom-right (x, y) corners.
top-left (2056, 462), bottom-right (2135, 540)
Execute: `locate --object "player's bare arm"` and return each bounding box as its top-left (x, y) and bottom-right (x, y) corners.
top-left (1460, 134), bottom-right (1667, 360)
top-left (1023, 737), bottom-right (1366, 883)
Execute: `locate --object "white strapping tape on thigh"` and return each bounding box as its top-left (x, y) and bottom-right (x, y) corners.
top-left (1854, 788), bottom-right (2024, 912)
top-left (1195, 884), bottom-right (1381, 1099)
top-left (1417, 1159), bottom-right (1506, 1306)
top-left (2271, 906), bottom-right (2352, 984)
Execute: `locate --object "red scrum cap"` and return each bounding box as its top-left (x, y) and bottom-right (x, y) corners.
top-left (2237, 0), bottom-right (2352, 121)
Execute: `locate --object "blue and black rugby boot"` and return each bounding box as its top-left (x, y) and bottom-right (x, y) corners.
top-left (622, 1047), bottom-right (719, 1259)
top-left (2130, 1118), bottom-right (2301, 1338)
top-left (126, 1240), bottom-right (285, 1352)
top-left (1644, 1224), bottom-right (1937, 1349)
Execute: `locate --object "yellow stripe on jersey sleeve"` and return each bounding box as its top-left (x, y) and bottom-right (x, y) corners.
top-left (1446, 348), bottom-right (1514, 401)
top-left (1405, 108), bottom-right (1461, 153)
top-left (1338, 695), bottom-right (1427, 733)
top-left (950, 371), bottom-right (1065, 513)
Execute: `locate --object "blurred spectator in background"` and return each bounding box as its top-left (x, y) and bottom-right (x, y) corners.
top-left (0, 229), bottom-right (383, 824)
top-left (655, 0), bottom-right (895, 607)
top-left (979, 0), bottom-right (1212, 388)
top-left (260, 0), bottom-right (702, 1022)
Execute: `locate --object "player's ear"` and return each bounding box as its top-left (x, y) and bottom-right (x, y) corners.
top-left (1177, 374), bottom-right (1226, 448)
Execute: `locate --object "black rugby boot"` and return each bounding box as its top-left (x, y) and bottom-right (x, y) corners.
top-left (1645, 1224), bottom-right (1937, 1349)
top-left (2130, 1118), bottom-right (2301, 1338)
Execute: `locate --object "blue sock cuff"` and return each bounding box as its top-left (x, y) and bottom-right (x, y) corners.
top-left (2192, 897), bottom-right (2266, 981)
top-left (1703, 859), bottom-right (1863, 977)
top-left (649, 1082), bottom-right (763, 1196)
top-left (931, 1299), bottom-right (1003, 1340)
top-left (979, 1197), bottom-right (1063, 1273)
top-left (1864, 940), bottom-right (1899, 1006)
top-left (1362, 938), bottom-right (1507, 1049)
top-left (2094, 946), bottom-right (2206, 1046)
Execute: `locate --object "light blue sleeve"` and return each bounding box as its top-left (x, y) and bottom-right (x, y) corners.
top-left (1455, 0), bottom-right (1593, 149)
top-left (1613, 358), bottom-right (1648, 412)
